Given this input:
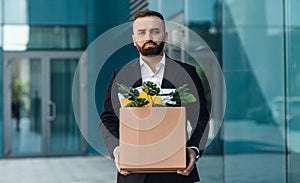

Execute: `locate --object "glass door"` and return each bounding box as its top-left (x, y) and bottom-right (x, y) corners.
top-left (3, 57), bottom-right (43, 155)
top-left (3, 51), bottom-right (87, 157)
top-left (47, 57), bottom-right (82, 154)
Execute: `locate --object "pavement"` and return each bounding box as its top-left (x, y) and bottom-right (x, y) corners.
top-left (0, 119), bottom-right (298, 183)
top-left (0, 154), bottom-right (223, 183)
top-left (0, 155), bottom-right (117, 183)
top-left (0, 153), bottom-right (291, 183)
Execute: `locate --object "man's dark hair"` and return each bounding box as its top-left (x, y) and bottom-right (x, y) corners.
top-left (134, 10), bottom-right (164, 21)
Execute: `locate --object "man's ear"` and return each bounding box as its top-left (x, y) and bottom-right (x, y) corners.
top-left (164, 32), bottom-right (168, 42)
top-left (132, 34), bottom-right (136, 46)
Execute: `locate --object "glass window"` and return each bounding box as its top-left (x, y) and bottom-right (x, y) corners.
top-left (4, 0), bottom-right (28, 24)
top-left (286, 27), bottom-right (300, 183)
top-left (50, 58), bottom-right (81, 153)
top-left (88, 0), bottom-right (129, 25)
top-left (149, 0), bottom-right (183, 19)
top-left (281, 1), bottom-right (300, 181)
top-left (0, 26), bottom-right (2, 47)
top-left (286, 0), bottom-right (300, 26)
top-left (154, 0), bottom-right (225, 182)
top-left (184, 0), bottom-right (216, 24)
top-left (223, 0), bottom-right (286, 182)
top-left (0, 0), bottom-right (2, 24)
top-left (3, 25), bottom-right (86, 51)
top-left (0, 49), bottom-right (2, 155)
top-left (0, 0), bottom-right (2, 154)
top-left (4, 0), bottom-right (86, 24)
top-left (9, 58), bottom-right (43, 154)
top-left (28, 26), bottom-right (86, 50)
top-left (223, 0), bottom-right (283, 27)
top-left (28, 0), bottom-right (86, 25)
top-left (3, 25), bottom-right (30, 51)
top-left (184, 0), bottom-right (221, 59)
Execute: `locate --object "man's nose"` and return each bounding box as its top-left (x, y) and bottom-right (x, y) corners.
top-left (144, 32), bottom-right (153, 41)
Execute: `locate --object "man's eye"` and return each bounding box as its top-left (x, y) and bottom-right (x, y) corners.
top-left (138, 31), bottom-right (145, 35)
top-left (152, 30), bottom-right (160, 34)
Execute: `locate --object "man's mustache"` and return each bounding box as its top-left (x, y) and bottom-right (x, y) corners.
top-left (143, 41), bottom-right (157, 47)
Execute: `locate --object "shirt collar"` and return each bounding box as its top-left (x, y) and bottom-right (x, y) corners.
top-left (139, 54), bottom-right (166, 67)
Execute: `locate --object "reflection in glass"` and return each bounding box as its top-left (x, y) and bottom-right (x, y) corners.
top-left (155, 0), bottom-right (225, 182)
top-left (28, 26), bottom-right (86, 50)
top-left (50, 58), bottom-right (81, 153)
top-left (223, 0), bottom-right (286, 182)
top-left (3, 26), bottom-right (86, 51)
top-left (10, 58), bottom-right (42, 154)
top-left (285, 0), bottom-right (300, 26)
top-left (4, 0), bottom-right (28, 24)
top-left (286, 27), bottom-right (300, 183)
top-left (3, 25), bottom-right (30, 51)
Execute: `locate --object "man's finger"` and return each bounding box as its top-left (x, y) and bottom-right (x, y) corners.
top-left (115, 161), bottom-right (130, 175)
top-left (177, 148), bottom-right (196, 176)
top-left (184, 155), bottom-right (196, 174)
top-left (114, 148), bottom-right (130, 176)
top-left (119, 169), bottom-right (130, 175)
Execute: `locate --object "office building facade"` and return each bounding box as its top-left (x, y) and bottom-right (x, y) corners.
top-left (0, 0), bottom-right (299, 182)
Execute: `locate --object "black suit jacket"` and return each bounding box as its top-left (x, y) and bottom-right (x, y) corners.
top-left (100, 56), bottom-right (210, 183)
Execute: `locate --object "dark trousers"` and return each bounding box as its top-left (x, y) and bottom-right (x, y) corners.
top-left (143, 174), bottom-right (162, 183)
top-left (143, 173), bottom-right (195, 183)
top-left (117, 171), bottom-right (199, 183)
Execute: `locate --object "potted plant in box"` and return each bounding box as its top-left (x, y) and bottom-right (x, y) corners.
top-left (117, 81), bottom-right (197, 172)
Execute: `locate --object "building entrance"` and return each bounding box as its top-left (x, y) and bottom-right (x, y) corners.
top-left (3, 51), bottom-right (87, 157)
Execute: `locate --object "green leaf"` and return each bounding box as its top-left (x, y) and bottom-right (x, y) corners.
top-left (176, 84), bottom-right (189, 93)
top-left (117, 83), bottom-right (130, 97)
top-left (142, 81), bottom-right (160, 96)
top-left (180, 93), bottom-right (197, 103)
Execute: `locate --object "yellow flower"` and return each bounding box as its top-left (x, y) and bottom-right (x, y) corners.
top-left (121, 91), bottom-right (162, 107)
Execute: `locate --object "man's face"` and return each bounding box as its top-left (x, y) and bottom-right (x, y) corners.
top-left (132, 16), bottom-right (168, 56)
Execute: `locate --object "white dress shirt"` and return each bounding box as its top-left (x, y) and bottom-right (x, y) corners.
top-left (139, 54), bottom-right (165, 87)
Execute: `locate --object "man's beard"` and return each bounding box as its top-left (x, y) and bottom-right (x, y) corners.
top-left (136, 41), bottom-right (165, 56)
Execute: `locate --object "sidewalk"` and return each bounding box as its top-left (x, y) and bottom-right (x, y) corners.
top-left (0, 155), bottom-right (223, 183)
top-left (0, 153), bottom-right (289, 183)
top-left (0, 117), bottom-right (291, 183)
top-left (0, 156), bottom-right (117, 183)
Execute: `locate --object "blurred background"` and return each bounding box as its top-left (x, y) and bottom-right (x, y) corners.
top-left (0, 0), bottom-right (299, 182)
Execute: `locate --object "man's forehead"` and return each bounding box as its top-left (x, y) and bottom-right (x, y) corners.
top-left (133, 17), bottom-right (164, 30)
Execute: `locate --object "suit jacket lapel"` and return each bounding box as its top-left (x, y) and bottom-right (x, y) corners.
top-left (161, 57), bottom-right (177, 89)
top-left (129, 59), bottom-right (142, 88)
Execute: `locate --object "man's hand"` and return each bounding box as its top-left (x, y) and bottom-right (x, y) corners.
top-left (177, 147), bottom-right (197, 176)
top-left (114, 147), bottom-right (130, 176)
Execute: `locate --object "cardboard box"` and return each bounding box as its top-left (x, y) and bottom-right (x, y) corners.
top-left (119, 107), bottom-right (186, 173)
